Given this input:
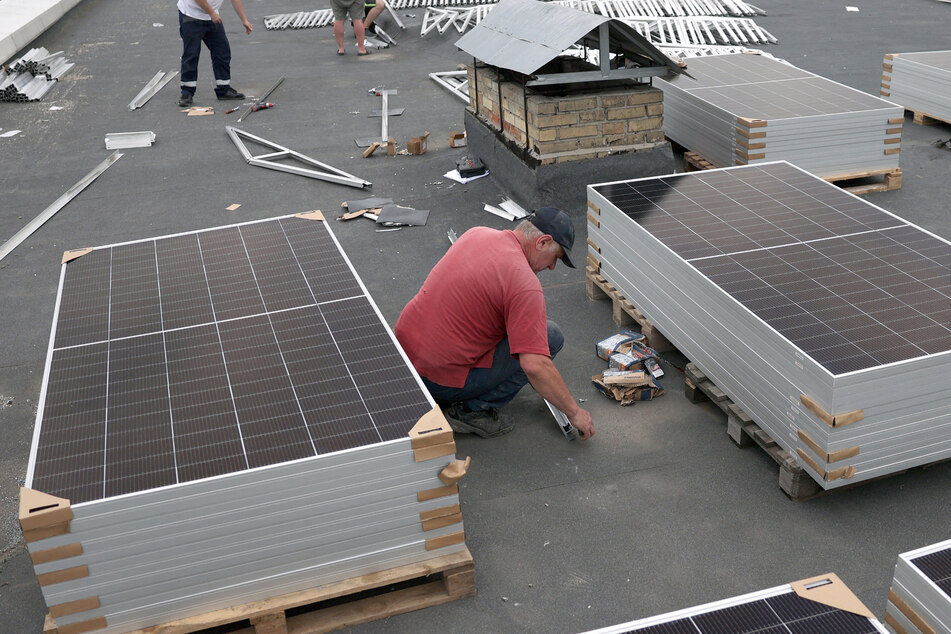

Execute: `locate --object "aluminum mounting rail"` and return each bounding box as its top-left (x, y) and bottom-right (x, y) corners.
top-left (225, 126), bottom-right (371, 189)
top-left (129, 70), bottom-right (178, 110)
top-left (429, 70), bottom-right (469, 102)
top-left (594, 0), bottom-right (763, 17)
top-left (0, 152), bottom-right (123, 263)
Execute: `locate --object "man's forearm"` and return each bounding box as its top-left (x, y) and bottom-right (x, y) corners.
top-left (522, 356), bottom-right (580, 417)
top-left (230, 0), bottom-right (250, 22)
top-left (520, 353), bottom-right (595, 439)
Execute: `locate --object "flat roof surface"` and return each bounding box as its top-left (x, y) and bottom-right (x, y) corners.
top-left (1, 1), bottom-right (950, 632)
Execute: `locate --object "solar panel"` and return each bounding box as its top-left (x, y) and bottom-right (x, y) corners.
top-left (888, 540), bottom-right (951, 634)
top-left (883, 50), bottom-right (951, 128)
top-left (592, 161), bottom-right (951, 376)
top-left (581, 576), bottom-right (888, 633)
top-left (29, 214), bottom-right (433, 504)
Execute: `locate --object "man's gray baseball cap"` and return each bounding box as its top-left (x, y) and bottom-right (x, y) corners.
top-left (529, 206), bottom-right (575, 268)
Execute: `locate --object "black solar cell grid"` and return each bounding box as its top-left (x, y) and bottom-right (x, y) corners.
top-left (911, 547), bottom-right (951, 597)
top-left (31, 216), bottom-right (432, 504)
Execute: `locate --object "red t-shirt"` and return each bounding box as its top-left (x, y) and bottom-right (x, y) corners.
top-left (395, 227), bottom-right (550, 387)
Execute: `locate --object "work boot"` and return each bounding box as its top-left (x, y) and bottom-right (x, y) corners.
top-left (217, 87), bottom-right (245, 100)
top-left (444, 403), bottom-right (515, 438)
top-left (178, 93), bottom-right (193, 107)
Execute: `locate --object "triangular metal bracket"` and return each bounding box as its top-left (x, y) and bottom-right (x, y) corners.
top-left (225, 126), bottom-right (371, 189)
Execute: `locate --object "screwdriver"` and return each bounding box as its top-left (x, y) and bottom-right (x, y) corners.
top-left (250, 102), bottom-right (275, 112)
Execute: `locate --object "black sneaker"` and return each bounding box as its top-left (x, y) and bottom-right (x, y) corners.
top-left (217, 87), bottom-right (245, 100)
top-left (444, 403), bottom-right (515, 438)
top-left (178, 93), bottom-right (193, 107)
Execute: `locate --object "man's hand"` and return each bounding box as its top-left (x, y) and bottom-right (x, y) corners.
top-left (569, 407), bottom-right (595, 440)
top-left (209, 11), bottom-right (222, 24)
top-left (242, 18), bottom-right (253, 34)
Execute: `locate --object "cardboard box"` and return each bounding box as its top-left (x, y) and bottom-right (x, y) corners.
top-left (596, 330), bottom-right (646, 361)
top-left (408, 131), bottom-right (430, 155)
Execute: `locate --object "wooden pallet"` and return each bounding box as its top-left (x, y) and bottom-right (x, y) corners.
top-left (683, 150), bottom-right (902, 194)
top-left (683, 363), bottom-right (822, 501)
top-left (44, 548), bottom-right (476, 634)
top-left (910, 109), bottom-right (951, 127)
top-left (585, 265), bottom-right (673, 353)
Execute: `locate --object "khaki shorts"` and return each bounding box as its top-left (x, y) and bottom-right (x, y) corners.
top-left (330, 0), bottom-right (364, 21)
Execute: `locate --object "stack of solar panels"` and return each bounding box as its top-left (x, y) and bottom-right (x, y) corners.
top-left (587, 161), bottom-right (951, 491)
top-left (885, 539), bottom-right (951, 634)
top-left (882, 51), bottom-right (951, 125)
top-left (581, 573), bottom-right (888, 633)
top-left (20, 213), bottom-right (467, 633)
top-left (656, 53), bottom-right (904, 179)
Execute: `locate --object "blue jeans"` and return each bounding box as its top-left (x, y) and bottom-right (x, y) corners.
top-left (179, 12), bottom-right (232, 96)
top-left (422, 320), bottom-right (565, 412)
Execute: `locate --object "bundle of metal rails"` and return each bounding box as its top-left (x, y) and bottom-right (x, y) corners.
top-left (0, 47), bottom-right (73, 102)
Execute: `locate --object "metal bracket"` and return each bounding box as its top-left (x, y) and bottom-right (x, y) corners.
top-left (225, 126), bottom-right (371, 189)
top-left (429, 70), bottom-right (469, 102)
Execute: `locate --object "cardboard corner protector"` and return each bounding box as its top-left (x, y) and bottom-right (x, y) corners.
top-left (409, 406), bottom-right (454, 450)
top-left (56, 616), bottom-right (108, 634)
top-left (63, 248), bottom-right (93, 264)
top-left (799, 395), bottom-right (863, 427)
top-left (425, 530), bottom-right (466, 551)
top-left (790, 573), bottom-right (875, 620)
top-left (417, 483), bottom-right (459, 502)
top-left (49, 596), bottom-right (101, 619)
top-left (439, 456), bottom-right (471, 486)
top-left (19, 488), bottom-right (72, 532)
top-left (295, 210), bottom-right (326, 221)
top-left (587, 200), bottom-right (600, 215)
top-left (889, 588), bottom-right (936, 634)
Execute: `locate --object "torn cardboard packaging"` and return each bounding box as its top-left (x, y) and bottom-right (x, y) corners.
top-left (592, 371), bottom-right (663, 405)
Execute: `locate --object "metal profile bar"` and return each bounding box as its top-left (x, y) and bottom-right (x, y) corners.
top-left (129, 70), bottom-right (178, 110)
top-left (236, 76), bottom-right (285, 123)
top-left (0, 152), bottom-right (123, 263)
top-left (104, 131), bottom-right (156, 149)
top-left (385, 4), bottom-right (405, 29)
top-left (429, 71), bottom-right (469, 102)
top-left (225, 126), bottom-right (370, 189)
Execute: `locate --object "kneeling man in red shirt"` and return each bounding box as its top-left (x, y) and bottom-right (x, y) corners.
top-left (395, 207), bottom-right (595, 440)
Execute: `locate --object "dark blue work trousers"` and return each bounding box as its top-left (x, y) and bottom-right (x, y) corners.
top-left (421, 320), bottom-right (566, 412)
top-left (179, 11), bottom-right (232, 97)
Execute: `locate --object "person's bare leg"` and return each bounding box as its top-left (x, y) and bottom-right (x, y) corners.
top-left (354, 19), bottom-right (367, 54)
top-left (364, 0), bottom-right (384, 30)
top-left (333, 20), bottom-right (346, 54)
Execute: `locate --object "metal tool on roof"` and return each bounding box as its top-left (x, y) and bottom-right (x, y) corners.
top-left (0, 152), bottom-right (123, 263)
top-left (545, 400), bottom-right (579, 441)
top-left (236, 76), bottom-right (285, 123)
top-left (128, 70), bottom-right (178, 110)
top-left (225, 126), bottom-right (371, 188)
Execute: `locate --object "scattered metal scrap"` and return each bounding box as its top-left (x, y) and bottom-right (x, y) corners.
top-left (128, 70), bottom-right (178, 110)
top-left (0, 152), bottom-right (123, 263)
top-left (226, 126), bottom-right (371, 189)
top-left (263, 5), bottom-right (404, 31)
top-left (1, 47), bottom-right (73, 102)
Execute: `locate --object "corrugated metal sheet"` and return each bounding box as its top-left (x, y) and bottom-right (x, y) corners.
top-left (456, 0), bottom-right (682, 77)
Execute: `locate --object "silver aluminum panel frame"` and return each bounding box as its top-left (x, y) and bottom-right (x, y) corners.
top-left (226, 126), bottom-right (371, 188)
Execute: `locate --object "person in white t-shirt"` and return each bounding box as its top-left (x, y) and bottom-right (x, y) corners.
top-left (176, 0), bottom-right (253, 107)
